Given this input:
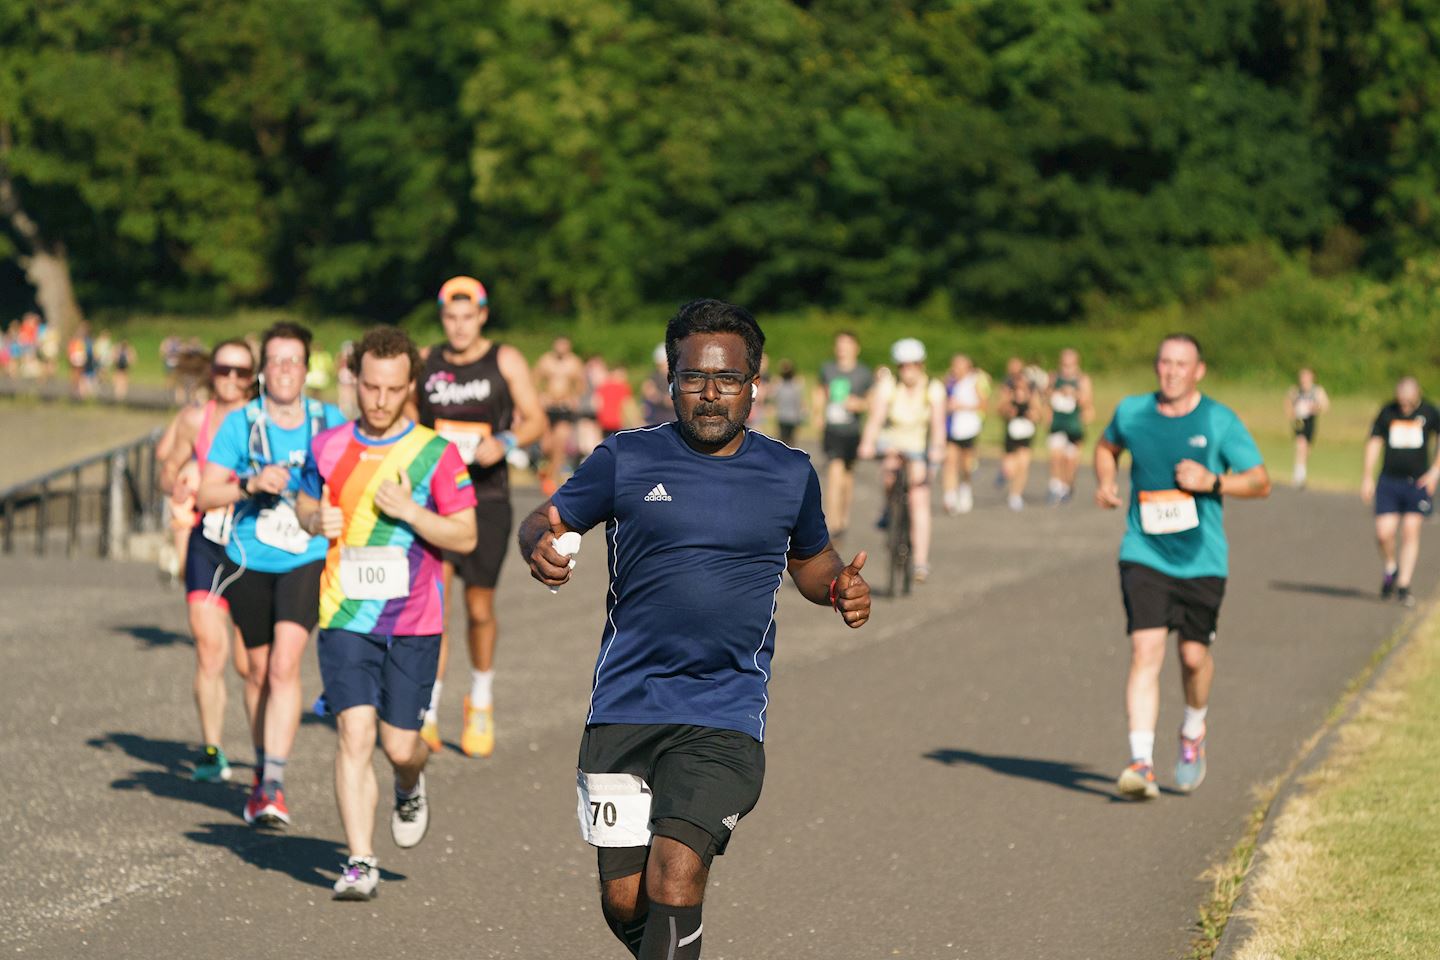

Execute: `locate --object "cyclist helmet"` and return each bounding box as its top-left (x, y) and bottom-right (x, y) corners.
top-left (891, 338), bottom-right (926, 365)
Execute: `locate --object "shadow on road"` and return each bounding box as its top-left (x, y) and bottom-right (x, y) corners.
top-left (184, 824), bottom-right (408, 889)
top-left (114, 623), bottom-right (193, 648)
top-left (924, 748), bottom-right (1122, 800)
top-left (87, 731), bottom-right (251, 818)
top-left (1268, 580), bottom-right (1381, 602)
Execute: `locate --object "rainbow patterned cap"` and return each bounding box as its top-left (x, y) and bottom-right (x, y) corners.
top-left (438, 276), bottom-right (488, 306)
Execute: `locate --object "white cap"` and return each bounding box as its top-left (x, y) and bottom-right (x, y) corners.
top-left (891, 338), bottom-right (926, 365)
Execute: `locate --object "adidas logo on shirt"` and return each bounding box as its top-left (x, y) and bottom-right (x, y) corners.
top-left (644, 483), bottom-right (673, 502)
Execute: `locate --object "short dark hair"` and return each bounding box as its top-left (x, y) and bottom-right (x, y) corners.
top-left (260, 321), bottom-right (313, 368)
top-left (665, 299), bottom-right (765, 379)
top-left (1157, 333), bottom-right (1203, 363)
top-left (350, 325), bottom-right (421, 382)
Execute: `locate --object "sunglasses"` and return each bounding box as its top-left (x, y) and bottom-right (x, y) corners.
top-left (212, 363), bottom-right (254, 379)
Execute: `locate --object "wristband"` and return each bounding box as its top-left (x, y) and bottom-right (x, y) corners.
top-left (236, 474), bottom-right (253, 500)
top-left (829, 576), bottom-right (841, 611)
top-left (498, 431), bottom-right (518, 454)
top-left (1211, 474), bottom-right (1222, 496)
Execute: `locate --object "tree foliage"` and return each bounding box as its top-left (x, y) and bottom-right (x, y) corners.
top-left (0, 0), bottom-right (1435, 324)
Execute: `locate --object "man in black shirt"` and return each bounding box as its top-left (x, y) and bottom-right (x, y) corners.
top-left (1362, 376), bottom-right (1440, 606)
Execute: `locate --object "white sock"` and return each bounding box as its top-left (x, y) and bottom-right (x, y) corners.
top-left (469, 669), bottom-right (494, 708)
top-left (427, 680), bottom-right (443, 714)
top-left (959, 482), bottom-right (971, 495)
top-left (1182, 706), bottom-right (1208, 740)
top-left (1128, 731), bottom-right (1155, 765)
top-left (1386, 561), bottom-right (1398, 575)
top-left (1293, 465), bottom-right (1306, 484)
top-left (1049, 477), bottom-right (1065, 495)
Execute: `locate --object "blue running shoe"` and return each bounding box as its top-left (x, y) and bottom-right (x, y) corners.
top-left (1175, 734), bottom-right (1207, 793)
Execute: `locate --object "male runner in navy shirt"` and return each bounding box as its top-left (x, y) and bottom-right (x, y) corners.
top-left (519, 299), bottom-right (871, 959)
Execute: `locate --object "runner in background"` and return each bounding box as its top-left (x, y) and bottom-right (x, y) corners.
top-left (594, 363), bottom-right (635, 438)
top-left (1362, 376), bottom-right (1440, 607)
top-left (772, 360), bottom-right (807, 446)
top-left (535, 336), bottom-right (586, 495)
top-left (998, 358), bottom-right (1040, 511)
top-left (1045, 349), bottom-right (1094, 505)
top-left (413, 276), bottom-right (548, 758)
top-left (942, 353), bottom-right (991, 515)
top-left (158, 339), bottom-right (256, 782)
top-left (815, 331), bottom-right (873, 538)
top-left (576, 354), bottom-right (609, 459)
top-left (640, 343), bottom-right (674, 426)
top-left (1285, 368), bottom-right (1330, 489)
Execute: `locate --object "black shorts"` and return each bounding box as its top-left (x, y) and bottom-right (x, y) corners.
top-left (219, 558), bottom-right (324, 649)
top-left (822, 428), bottom-right (861, 465)
top-left (1004, 436), bottom-right (1035, 453)
top-left (546, 406), bottom-right (578, 425)
top-left (948, 435), bottom-right (979, 450)
top-left (578, 723), bottom-right (765, 881)
top-left (1375, 474), bottom-right (1433, 517)
top-left (184, 525), bottom-right (230, 608)
top-left (444, 499), bottom-right (514, 588)
top-left (1293, 417), bottom-right (1315, 442)
top-left (1119, 561), bottom-right (1226, 643)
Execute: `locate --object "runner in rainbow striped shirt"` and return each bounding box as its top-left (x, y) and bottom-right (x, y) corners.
top-left (296, 326), bottom-right (477, 901)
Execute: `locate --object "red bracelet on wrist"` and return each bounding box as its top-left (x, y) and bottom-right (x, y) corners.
top-left (829, 576), bottom-right (841, 611)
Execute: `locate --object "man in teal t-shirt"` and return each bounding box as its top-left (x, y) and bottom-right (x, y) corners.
top-left (1094, 334), bottom-right (1270, 800)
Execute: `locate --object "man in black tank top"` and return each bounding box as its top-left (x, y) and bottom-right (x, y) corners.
top-left (411, 276), bottom-right (549, 757)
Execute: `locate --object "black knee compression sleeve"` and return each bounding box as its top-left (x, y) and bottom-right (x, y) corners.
top-left (606, 913), bottom-right (647, 958)
top-left (638, 902), bottom-right (703, 960)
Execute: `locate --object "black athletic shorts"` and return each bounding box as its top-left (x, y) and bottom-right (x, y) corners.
top-left (546, 406), bottom-right (578, 425)
top-left (1293, 417), bottom-right (1315, 442)
top-left (445, 499), bottom-right (514, 589)
top-left (948, 435), bottom-right (978, 450)
top-left (1119, 561), bottom-right (1226, 643)
top-left (1004, 436), bottom-right (1035, 453)
top-left (219, 558), bottom-right (324, 649)
top-left (578, 723), bottom-right (765, 881)
top-left (822, 427), bottom-right (861, 465)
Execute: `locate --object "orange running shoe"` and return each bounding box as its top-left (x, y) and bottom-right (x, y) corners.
top-left (461, 696), bottom-right (494, 758)
top-left (420, 715), bottom-right (442, 755)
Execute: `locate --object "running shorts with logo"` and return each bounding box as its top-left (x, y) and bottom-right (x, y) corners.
top-left (1102, 393), bottom-right (1262, 581)
top-left (578, 723), bottom-right (765, 880)
top-left (207, 398), bottom-right (347, 646)
top-left (1370, 401), bottom-right (1440, 517)
top-left (184, 524), bottom-right (231, 609)
top-left (300, 420), bottom-right (476, 719)
top-left (1119, 561), bottom-right (1226, 642)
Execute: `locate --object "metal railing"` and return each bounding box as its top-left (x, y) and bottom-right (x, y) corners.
top-left (0, 428), bottom-right (166, 558)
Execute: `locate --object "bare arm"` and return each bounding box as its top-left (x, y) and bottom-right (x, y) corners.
top-left (1080, 375), bottom-right (1095, 425)
top-left (787, 544), bottom-right (870, 628)
top-left (500, 344), bottom-right (549, 448)
top-left (1362, 436), bottom-right (1383, 502)
top-left (518, 497), bottom-right (580, 588)
top-left (158, 407), bottom-right (200, 494)
top-left (1175, 460), bottom-right (1272, 499)
top-left (1094, 439), bottom-right (1124, 508)
top-left (928, 387), bottom-right (946, 464)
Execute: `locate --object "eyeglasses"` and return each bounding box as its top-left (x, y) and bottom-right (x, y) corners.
top-left (265, 355), bottom-right (305, 369)
top-left (674, 371), bottom-right (749, 395)
top-left (212, 364), bottom-right (254, 379)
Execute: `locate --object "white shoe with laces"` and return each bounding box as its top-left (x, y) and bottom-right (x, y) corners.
top-left (333, 856), bottom-right (379, 900)
top-left (391, 773), bottom-right (430, 848)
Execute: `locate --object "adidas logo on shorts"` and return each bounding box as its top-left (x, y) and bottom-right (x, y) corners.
top-left (721, 813), bottom-right (739, 831)
top-left (644, 483), bottom-right (673, 502)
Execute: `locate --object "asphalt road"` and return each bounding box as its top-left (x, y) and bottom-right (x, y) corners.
top-left (2, 459), bottom-right (1429, 959)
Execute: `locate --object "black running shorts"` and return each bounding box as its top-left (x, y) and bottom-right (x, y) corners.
top-left (220, 558), bottom-right (324, 649)
top-left (444, 499), bottom-right (514, 589)
top-left (1119, 561), bottom-right (1226, 643)
top-left (578, 723), bottom-right (765, 881)
top-left (822, 427), bottom-right (861, 465)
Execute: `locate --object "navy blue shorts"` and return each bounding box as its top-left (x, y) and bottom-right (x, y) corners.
top-left (1375, 475), bottom-right (1433, 517)
top-left (317, 629), bottom-right (441, 731)
top-left (184, 525), bottom-right (230, 609)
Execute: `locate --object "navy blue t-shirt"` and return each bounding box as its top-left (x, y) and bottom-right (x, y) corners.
top-left (552, 423), bottom-right (829, 742)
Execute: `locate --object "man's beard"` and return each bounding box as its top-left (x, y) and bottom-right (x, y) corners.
top-left (677, 401), bottom-right (746, 447)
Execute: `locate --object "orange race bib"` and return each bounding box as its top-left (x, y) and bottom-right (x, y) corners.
top-left (1138, 489), bottom-right (1199, 535)
top-left (435, 418), bottom-right (492, 465)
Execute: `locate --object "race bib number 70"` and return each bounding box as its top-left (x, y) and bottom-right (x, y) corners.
top-left (576, 771), bottom-right (653, 848)
top-left (1138, 489), bottom-right (1200, 535)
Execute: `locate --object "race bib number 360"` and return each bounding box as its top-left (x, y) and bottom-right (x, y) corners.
top-left (576, 771), bottom-right (653, 848)
top-left (339, 545), bottom-right (408, 601)
top-left (1139, 489), bottom-right (1200, 535)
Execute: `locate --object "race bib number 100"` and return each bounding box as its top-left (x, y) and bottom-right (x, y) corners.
top-left (1138, 489), bottom-right (1200, 535)
top-left (339, 545), bottom-right (409, 601)
top-left (576, 771), bottom-right (653, 848)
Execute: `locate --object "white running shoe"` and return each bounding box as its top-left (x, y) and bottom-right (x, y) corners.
top-left (333, 856), bottom-right (379, 900)
top-left (1007, 494), bottom-right (1024, 512)
top-left (942, 489), bottom-right (960, 516)
top-left (391, 773), bottom-right (430, 848)
top-left (957, 485), bottom-right (974, 514)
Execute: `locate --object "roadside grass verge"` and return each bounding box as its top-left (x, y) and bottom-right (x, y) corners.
top-left (1205, 605), bottom-right (1440, 960)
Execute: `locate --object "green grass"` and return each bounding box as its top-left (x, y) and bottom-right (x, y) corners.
top-left (1228, 606), bottom-right (1440, 960)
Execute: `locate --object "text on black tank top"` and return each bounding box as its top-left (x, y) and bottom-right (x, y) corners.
top-left (418, 343), bottom-right (514, 500)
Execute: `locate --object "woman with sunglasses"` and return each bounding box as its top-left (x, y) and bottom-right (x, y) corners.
top-left (157, 338), bottom-right (258, 783)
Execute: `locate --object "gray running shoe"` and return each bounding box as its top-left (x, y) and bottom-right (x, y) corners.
top-left (391, 774), bottom-right (430, 848)
top-left (333, 856), bottom-right (379, 900)
top-left (1117, 761), bottom-right (1159, 800)
top-left (1175, 734), bottom-right (1207, 793)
